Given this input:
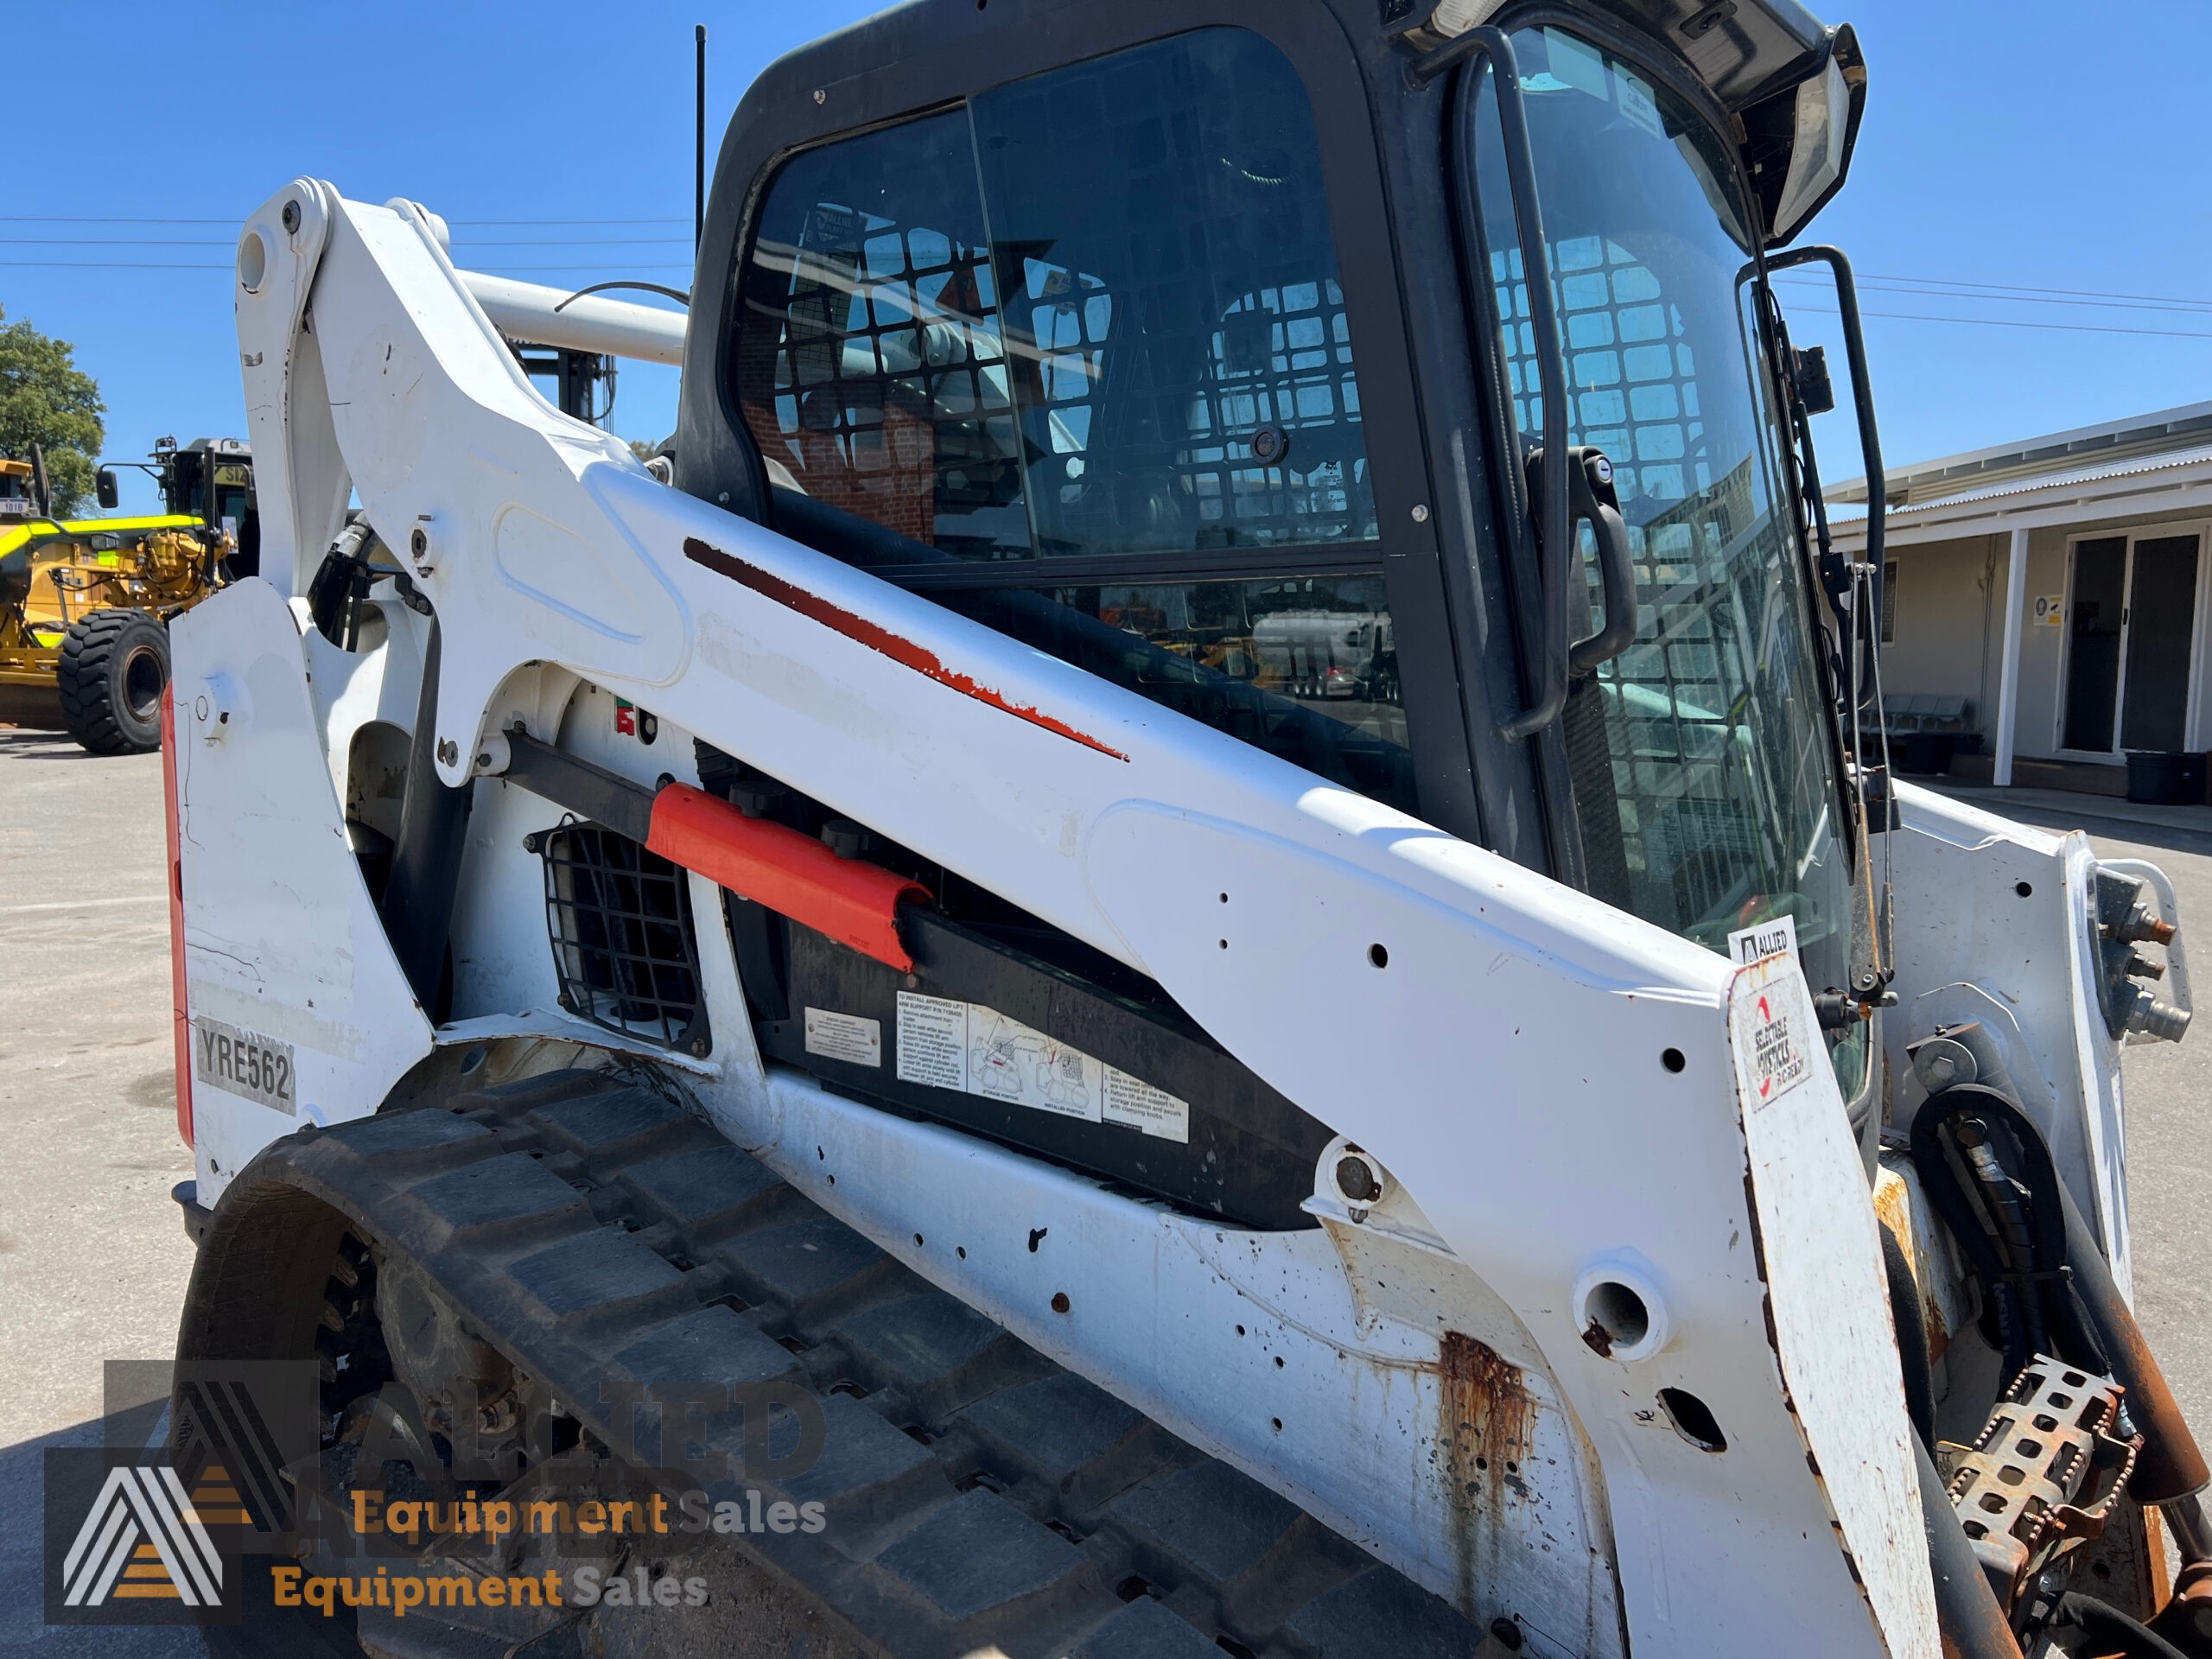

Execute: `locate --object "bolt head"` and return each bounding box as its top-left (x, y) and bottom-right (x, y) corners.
top-left (1409, 503), bottom-right (1430, 524)
top-left (436, 737), bottom-right (458, 766)
top-left (282, 200), bottom-right (302, 233)
top-left (410, 526), bottom-right (429, 558)
top-left (1334, 1153), bottom-right (1383, 1205)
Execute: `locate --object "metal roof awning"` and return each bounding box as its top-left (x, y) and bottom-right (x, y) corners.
top-left (1828, 397), bottom-right (2212, 510)
top-left (1840, 435), bottom-right (2212, 553)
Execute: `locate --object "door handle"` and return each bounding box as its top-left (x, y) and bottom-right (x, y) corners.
top-left (1526, 445), bottom-right (1640, 681)
top-left (1567, 448), bottom-right (1637, 675)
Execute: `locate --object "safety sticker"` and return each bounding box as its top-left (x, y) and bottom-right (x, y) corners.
top-left (893, 994), bottom-right (969, 1092)
top-left (1726, 912), bottom-right (1798, 966)
top-left (894, 993), bottom-right (1190, 1143)
top-left (804, 1007), bottom-right (881, 1068)
top-left (1102, 1068), bottom-right (1191, 1141)
top-left (192, 1016), bottom-right (295, 1116)
top-left (1731, 956), bottom-right (1812, 1112)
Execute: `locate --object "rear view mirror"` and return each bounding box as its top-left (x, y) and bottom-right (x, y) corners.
top-left (95, 467), bottom-right (118, 511)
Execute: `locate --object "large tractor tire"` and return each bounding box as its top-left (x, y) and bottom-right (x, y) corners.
top-left (56, 607), bottom-right (168, 754)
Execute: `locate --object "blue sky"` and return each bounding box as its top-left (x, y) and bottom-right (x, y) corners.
top-left (9, 1), bottom-right (2206, 514)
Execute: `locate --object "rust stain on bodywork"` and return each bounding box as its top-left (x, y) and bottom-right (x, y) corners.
top-left (1437, 1331), bottom-right (1537, 1615)
top-left (1872, 1165), bottom-right (1949, 1362)
top-left (684, 537), bottom-right (1130, 760)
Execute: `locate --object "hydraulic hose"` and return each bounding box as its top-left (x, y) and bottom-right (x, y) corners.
top-left (377, 614), bottom-right (474, 1018)
top-left (2056, 1592), bottom-right (2194, 1659)
top-left (2055, 1174), bottom-right (2212, 1504)
top-left (1909, 1085), bottom-right (2101, 1380)
top-left (1911, 1083), bottom-right (2209, 1505)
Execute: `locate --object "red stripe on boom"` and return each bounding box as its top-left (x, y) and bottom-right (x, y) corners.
top-left (683, 537), bottom-right (1128, 761)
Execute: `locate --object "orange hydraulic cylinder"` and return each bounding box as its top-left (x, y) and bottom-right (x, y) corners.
top-left (645, 782), bottom-right (928, 972)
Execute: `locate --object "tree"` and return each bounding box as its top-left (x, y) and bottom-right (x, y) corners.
top-left (0, 306), bottom-right (105, 517)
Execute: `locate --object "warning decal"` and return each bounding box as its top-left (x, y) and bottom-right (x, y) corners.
top-left (804, 1007), bottom-right (881, 1068)
top-left (1730, 954), bottom-right (1814, 1111)
top-left (895, 992), bottom-right (1190, 1143)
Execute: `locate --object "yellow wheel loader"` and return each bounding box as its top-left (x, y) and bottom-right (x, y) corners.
top-left (0, 437), bottom-right (256, 753)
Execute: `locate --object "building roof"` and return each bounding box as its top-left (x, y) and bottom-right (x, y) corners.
top-left (1827, 398), bottom-right (2212, 510)
top-left (1827, 399), bottom-right (2212, 551)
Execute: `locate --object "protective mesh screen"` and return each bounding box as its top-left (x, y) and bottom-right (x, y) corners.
top-left (540, 819), bottom-right (709, 1054)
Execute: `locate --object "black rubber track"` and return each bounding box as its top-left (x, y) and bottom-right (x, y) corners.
top-left (56, 606), bottom-right (168, 753)
top-left (184, 1068), bottom-right (1490, 1659)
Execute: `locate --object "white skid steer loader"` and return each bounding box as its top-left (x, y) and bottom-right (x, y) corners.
top-left (157, 3), bottom-right (2208, 1656)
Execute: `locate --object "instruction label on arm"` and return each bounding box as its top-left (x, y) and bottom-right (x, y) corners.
top-left (895, 992), bottom-right (1189, 1142)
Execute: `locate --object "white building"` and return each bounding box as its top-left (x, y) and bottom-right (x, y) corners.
top-left (1830, 401), bottom-right (2212, 795)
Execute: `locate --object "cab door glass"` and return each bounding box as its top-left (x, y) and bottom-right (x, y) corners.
top-left (1473, 26), bottom-right (1849, 988)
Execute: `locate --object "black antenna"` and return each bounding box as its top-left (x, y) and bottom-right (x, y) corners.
top-left (695, 25), bottom-right (707, 251)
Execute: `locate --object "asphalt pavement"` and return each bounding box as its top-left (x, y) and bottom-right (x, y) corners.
top-left (0, 738), bottom-right (2203, 1655)
top-left (0, 728), bottom-right (197, 1656)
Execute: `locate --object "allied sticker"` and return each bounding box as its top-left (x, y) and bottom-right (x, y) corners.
top-left (804, 1008), bottom-right (881, 1068)
top-left (192, 1016), bottom-right (295, 1115)
top-left (1726, 912), bottom-right (1799, 966)
top-left (895, 992), bottom-right (1189, 1144)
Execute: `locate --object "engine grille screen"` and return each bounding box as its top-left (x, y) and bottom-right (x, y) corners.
top-left (539, 819), bottom-right (710, 1054)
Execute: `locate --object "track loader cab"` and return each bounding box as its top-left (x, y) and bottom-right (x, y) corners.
top-left (677, 0), bottom-right (1882, 1100)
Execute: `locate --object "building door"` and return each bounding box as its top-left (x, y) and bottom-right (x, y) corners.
top-left (2120, 536), bottom-right (2200, 750)
top-left (2062, 531), bottom-right (2202, 754)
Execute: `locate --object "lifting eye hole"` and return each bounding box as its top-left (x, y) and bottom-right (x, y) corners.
top-left (2016, 881), bottom-right (2033, 898)
top-left (1368, 944), bottom-right (1389, 969)
top-left (1661, 1048), bottom-right (1686, 1073)
top-left (1658, 1388), bottom-right (1726, 1452)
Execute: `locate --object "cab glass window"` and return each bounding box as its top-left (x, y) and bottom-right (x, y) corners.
top-left (734, 29), bottom-right (1376, 564)
top-left (734, 111), bottom-right (1029, 559)
top-left (731, 28), bottom-right (1411, 814)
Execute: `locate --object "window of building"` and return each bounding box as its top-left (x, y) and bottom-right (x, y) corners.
top-left (731, 29), bottom-right (1412, 812)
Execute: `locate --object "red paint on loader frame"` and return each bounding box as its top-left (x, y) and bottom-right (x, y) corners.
top-left (683, 537), bottom-right (1129, 761)
top-left (161, 685), bottom-right (193, 1147)
top-left (646, 781), bottom-right (930, 973)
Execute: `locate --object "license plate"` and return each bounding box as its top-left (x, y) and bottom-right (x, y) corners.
top-left (192, 1017), bottom-right (296, 1116)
